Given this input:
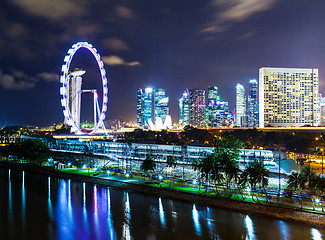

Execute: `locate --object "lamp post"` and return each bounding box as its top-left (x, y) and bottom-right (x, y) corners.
top-left (278, 154), bottom-right (281, 200)
top-left (321, 149), bottom-right (324, 175)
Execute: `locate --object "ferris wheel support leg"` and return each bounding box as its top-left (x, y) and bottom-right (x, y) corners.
top-left (94, 93), bottom-right (97, 127)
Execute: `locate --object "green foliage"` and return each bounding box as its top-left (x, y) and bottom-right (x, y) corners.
top-left (192, 135), bottom-right (243, 191)
top-left (141, 156), bottom-right (156, 173)
top-left (1, 139), bottom-right (50, 164)
top-left (300, 165), bottom-right (316, 190)
top-left (240, 159), bottom-right (269, 189)
top-left (166, 155), bottom-right (177, 168)
top-left (287, 171), bottom-right (304, 190)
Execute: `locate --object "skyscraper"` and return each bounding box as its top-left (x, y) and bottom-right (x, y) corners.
top-left (236, 84), bottom-right (246, 127)
top-left (154, 88), bottom-right (169, 121)
top-left (259, 67), bottom-right (319, 127)
top-left (136, 89), bottom-right (143, 126)
top-left (206, 86), bottom-right (218, 127)
top-left (179, 89), bottom-right (190, 127)
top-left (67, 68), bottom-right (85, 129)
top-left (136, 87), bottom-right (153, 127)
top-left (247, 79), bottom-right (258, 127)
top-left (189, 89), bottom-right (206, 128)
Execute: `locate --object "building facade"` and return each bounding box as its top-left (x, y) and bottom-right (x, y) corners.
top-left (247, 79), bottom-right (258, 127)
top-left (136, 88), bottom-right (153, 127)
top-left (259, 67), bottom-right (319, 128)
top-left (179, 89), bottom-right (190, 127)
top-left (154, 88), bottom-right (169, 121)
top-left (189, 89), bottom-right (206, 128)
top-left (236, 83), bottom-right (246, 127)
top-left (205, 86), bottom-right (218, 127)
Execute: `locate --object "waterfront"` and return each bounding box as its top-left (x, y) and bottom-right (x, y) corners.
top-left (1, 168), bottom-right (325, 240)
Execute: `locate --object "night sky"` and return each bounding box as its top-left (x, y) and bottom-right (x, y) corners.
top-left (1, 0), bottom-right (325, 127)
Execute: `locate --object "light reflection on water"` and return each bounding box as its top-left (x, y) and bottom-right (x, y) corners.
top-left (192, 204), bottom-right (201, 236)
top-left (245, 215), bottom-right (255, 240)
top-left (1, 168), bottom-right (325, 240)
top-left (311, 228), bottom-right (322, 240)
top-left (21, 171), bottom-right (25, 236)
top-left (123, 192), bottom-right (131, 240)
top-left (159, 197), bottom-right (165, 227)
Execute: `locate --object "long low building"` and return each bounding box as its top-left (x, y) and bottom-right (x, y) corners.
top-left (47, 139), bottom-right (281, 172)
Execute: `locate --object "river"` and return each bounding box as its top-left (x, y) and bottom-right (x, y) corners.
top-left (0, 167), bottom-right (324, 240)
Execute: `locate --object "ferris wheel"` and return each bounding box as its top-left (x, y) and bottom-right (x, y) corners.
top-left (59, 42), bottom-right (108, 134)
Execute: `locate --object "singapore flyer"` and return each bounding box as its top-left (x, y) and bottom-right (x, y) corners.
top-left (59, 42), bottom-right (108, 135)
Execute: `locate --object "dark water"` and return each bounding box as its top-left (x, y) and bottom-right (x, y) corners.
top-left (0, 168), bottom-right (324, 240)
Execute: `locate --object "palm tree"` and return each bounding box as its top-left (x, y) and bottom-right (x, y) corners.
top-left (192, 156), bottom-right (213, 192)
top-left (240, 159), bottom-right (269, 202)
top-left (287, 171), bottom-right (304, 208)
top-left (313, 175), bottom-right (325, 211)
top-left (222, 152), bottom-right (241, 192)
top-left (82, 145), bottom-right (94, 167)
top-left (300, 165), bottom-right (316, 191)
top-left (141, 156), bottom-right (156, 182)
top-left (166, 155), bottom-right (177, 186)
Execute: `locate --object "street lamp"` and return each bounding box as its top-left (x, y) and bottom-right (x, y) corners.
top-left (321, 149), bottom-right (324, 175)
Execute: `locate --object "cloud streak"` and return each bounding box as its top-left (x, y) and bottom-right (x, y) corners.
top-left (202, 0), bottom-right (277, 33)
top-left (0, 69), bottom-right (35, 90)
top-left (12, 0), bottom-right (84, 21)
top-left (102, 37), bottom-right (130, 51)
top-left (0, 69), bottom-right (59, 90)
top-left (115, 6), bottom-right (136, 20)
top-left (102, 55), bottom-right (141, 66)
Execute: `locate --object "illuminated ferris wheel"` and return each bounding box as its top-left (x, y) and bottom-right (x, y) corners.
top-left (59, 42), bottom-right (108, 134)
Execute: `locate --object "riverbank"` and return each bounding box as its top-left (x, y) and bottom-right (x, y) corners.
top-left (1, 161), bottom-right (325, 227)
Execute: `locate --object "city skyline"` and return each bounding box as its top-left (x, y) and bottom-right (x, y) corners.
top-left (1, 1), bottom-right (325, 126)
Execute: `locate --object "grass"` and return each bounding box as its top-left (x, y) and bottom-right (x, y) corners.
top-left (59, 168), bottom-right (99, 176)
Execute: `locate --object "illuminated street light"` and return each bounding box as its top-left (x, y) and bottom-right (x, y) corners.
top-left (193, 179), bottom-right (197, 185)
top-left (158, 175), bottom-right (163, 181)
top-left (107, 170), bottom-right (111, 175)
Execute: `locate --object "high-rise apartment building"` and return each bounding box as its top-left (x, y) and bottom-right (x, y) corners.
top-left (189, 89), bottom-right (206, 128)
top-left (236, 84), bottom-right (246, 127)
top-left (259, 67), bottom-right (319, 128)
top-left (247, 79), bottom-right (258, 127)
top-left (179, 89), bottom-right (190, 127)
top-left (154, 88), bottom-right (169, 121)
top-left (320, 95), bottom-right (325, 126)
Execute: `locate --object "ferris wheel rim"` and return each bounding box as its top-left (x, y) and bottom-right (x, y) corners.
top-left (59, 41), bottom-right (108, 134)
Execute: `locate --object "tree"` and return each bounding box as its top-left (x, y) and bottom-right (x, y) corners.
top-left (240, 159), bottom-right (269, 202)
top-left (166, 155), bottom-right (177, 186)
top-left (192, 156), bottom-right (213, 192)
top-left (82, 145), bottom-right (94, 168)
top-left (192, 135), bottom-right (243, 194)
top-left (2, 139), bottom-right (51, 165)
top-left (141, 156), bottom-right (156, 182)
top-left (300, 165), bottom-right (316, 191)
top-left (287, 171), bottom-right (304, 208)
top-left (214, 135), bottom-right (243, 192)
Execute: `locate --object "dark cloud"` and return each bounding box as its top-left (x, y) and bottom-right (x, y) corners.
top-left (0, 69), bottom-right (35, 90)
